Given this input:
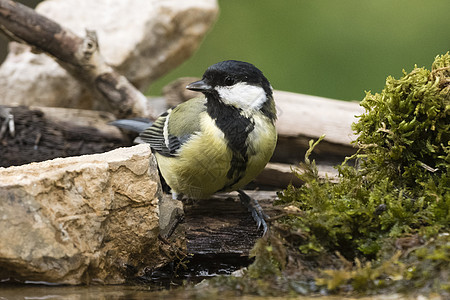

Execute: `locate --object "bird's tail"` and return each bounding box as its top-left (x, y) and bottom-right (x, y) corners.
top-left (109, 118), bottom-right (153, 133)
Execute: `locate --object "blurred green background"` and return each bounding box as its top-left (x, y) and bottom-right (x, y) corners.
top-left (148, 0), bottom-right (450, 101)
top-left (1, 1), bottom-right (449, 102)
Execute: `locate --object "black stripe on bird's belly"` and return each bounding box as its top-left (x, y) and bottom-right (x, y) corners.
top-left (206, 98), bottom-right (254, 188)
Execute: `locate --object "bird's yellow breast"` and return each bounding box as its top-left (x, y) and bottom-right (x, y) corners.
top-left (155, 112), bottom-right (277, 199)
top-left (155, 113), bottom-right (231, 199)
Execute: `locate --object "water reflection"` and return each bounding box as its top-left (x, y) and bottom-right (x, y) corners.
top-left (0, 283), bottom-right (425, 300)
top-left (1, 284), bottom-right (163, 300)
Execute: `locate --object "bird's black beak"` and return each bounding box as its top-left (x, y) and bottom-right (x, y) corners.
top-left (186, 79), bottom-right (212, 92)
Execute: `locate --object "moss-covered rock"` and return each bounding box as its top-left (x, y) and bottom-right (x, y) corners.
top-left (277, 53), bottom-right (449, 296)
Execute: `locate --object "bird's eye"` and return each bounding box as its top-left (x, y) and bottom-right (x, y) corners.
top-left (224, 76), bottom-right (235, 86)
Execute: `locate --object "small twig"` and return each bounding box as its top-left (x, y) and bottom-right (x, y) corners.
top-left (158, 234), bottom-right (189, 259)
top-left (268, 211), bottom-right (304, 222)
top-left (418, 161), bottom-right (439, 173)
top-left (0, 107), bottom-right (15, 138)
top-left (33, 132), bottom-right (41, 150)
top-left (431, 65), bottom-right (450, 75)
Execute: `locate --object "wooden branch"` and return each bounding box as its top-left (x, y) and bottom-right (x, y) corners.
top-left (274, 90), bottom-right (363, 147)
top-left (270, 90), bottom-right (362, 166)
top-left (0, 105), bottom-right (130, 167)
top-left (0, 0), bottom-right (152, 119)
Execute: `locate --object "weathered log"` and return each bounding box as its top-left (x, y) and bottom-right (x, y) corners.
top-left (0, 105), bottom-right (130, 167)
top-left (0, 0), bottom-right (151, 118)
top-left (273, 90), bottom-right (363, 164)
top-left (254, 162), bottom-right (339, 188)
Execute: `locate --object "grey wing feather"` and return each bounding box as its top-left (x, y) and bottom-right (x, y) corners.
top-left (139, 110), bottom-right (181, 157)
top-left (139, 97), bottom-right (206, 157)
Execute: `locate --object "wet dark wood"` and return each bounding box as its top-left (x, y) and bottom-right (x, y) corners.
top-left (184, 191), bottom-right (278, 255)
top-left (0, 106), bottom-right (130, 167)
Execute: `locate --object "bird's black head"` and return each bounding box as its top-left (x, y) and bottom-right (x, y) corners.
top-left (186, 60), bottom-right (275, 120)
top-left (187, 60), bottom-right (272, 98)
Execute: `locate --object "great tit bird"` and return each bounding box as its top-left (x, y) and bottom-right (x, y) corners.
top-left (113, 60), bottom-right (277, 233)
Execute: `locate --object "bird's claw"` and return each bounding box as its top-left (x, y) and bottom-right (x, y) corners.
top-left (238, 190), bottom-right (269, 235)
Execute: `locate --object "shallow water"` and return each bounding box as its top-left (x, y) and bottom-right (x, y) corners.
top-left (1, 284), bottom-right (157, 300)
top-left (0, 283), bottom-right (437, 300)
top-left (0, 285), bottom-right (408, 300)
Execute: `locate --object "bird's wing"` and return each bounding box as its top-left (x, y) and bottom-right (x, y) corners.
top-left (140, 97), bottom-right (207, 157)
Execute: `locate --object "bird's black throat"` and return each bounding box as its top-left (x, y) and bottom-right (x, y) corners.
top-left (205, 94), bottom-right (254, 185)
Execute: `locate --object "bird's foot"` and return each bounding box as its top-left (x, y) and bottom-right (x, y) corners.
top-left (238, 190), bottom-right (268, 235)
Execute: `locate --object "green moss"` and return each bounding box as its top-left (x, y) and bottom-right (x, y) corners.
top-left (247, 237), bottom-right (284, 279)
top-left (276, 53), bottom-right (449, 295)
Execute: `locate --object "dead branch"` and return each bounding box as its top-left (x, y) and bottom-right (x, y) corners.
top-left (0, 0), bottom-right (153, 119)
top-left (0, 105), bottom-right (130, 167)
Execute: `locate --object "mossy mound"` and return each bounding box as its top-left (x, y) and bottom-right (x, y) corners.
top-left (198, 53), bottom-right (450, 297)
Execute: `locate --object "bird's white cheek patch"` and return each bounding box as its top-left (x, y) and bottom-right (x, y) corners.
top-left (163, 110), bottom-right (171, 149)
top-left (215, 83), bottom-right (267, 110)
